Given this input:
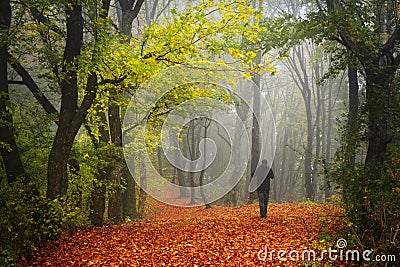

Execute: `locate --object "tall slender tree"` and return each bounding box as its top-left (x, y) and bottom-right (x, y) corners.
top-left (0, 0), bottom-right (28, 185)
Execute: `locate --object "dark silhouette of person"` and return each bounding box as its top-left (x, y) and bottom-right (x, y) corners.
top-left (252, 159), bottom-right (274, 218)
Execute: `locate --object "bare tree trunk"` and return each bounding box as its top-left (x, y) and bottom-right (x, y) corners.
top-left (285, 45), bottom-right (316, 201)
top-left (248, 51), bottom-right (262, 203)
top-left (188, 120), bottom-right (196, 205)
top-left (0, 0), bottom-right (28, 185)
top-left (137, 160), bottom-right (147, 217)
top-left (346, 58), bottom-right (359, 167)
top-left (312, 63), bottom-right (323, 201)
top-left (157, 145), bottom-right (164, 177)
top-left (228, 102), bottom-right (247, 205)
top-left (107, 102), bottom-right (124, 223)
top-left (324, 81), bottom-right (334, 200)
top-left (278, 127), bottom-right (289, 202)
top-left (199, 119), bottom-right (211, 209)
top-left (175, 142), bottom-right (188, 198)
top-left (304, 93), bottom-right (314, 200)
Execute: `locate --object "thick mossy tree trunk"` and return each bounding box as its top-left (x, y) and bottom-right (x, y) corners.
top-left (323, 0), bottom-right (399, 166)
top-left (106, 0), bottom-right (145, 223)
top-left (107, 99), bottom-right (138, 222)
top-left (46, 2), bottom-right (83, 199)
top-left (88, 109), bottom-right (110, 226)
top-left (47, 2), bottom-right (98, 199)
top-left (364, 67), bottom-right (393, 164)
top-left (87, 0), bottom-right (111, 227)
top-left (90, 176), bottom-right (106, 226)
top-left (47, 3), bottom-right (83, 199)
top-left (122, 165), bottom-right (137, 220)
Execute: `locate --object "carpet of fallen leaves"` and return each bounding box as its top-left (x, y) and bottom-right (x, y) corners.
top-left (20, 201), bottom-right (353, 266)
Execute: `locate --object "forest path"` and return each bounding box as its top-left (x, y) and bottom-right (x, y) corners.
top-left (22, 202), bottom-right (349, 266)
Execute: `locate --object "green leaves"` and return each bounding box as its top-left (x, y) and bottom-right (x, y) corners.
top-left (0, 180), bottom-right (63, 265)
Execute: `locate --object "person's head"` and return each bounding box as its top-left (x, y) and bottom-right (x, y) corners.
top-left (262, 159), bottom-right (268, 165)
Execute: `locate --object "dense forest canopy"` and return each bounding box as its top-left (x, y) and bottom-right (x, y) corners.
top-left (0, 0), bottom-right (399, 265)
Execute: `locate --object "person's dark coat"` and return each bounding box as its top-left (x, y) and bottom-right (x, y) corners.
top-left (253, 163), bottom-right (274, 192)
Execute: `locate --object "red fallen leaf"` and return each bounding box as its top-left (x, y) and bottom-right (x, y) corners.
top-left (19, 203), bottom-right (352, 267)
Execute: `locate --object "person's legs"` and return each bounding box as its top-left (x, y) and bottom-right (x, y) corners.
top-left (264, 189), bottom-right (270, 216)
top-left (257, 190), bottom-right (266, 218)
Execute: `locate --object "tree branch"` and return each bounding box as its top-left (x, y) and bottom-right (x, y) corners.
top-left (7, 52), bottom-right (59, 121)
top-left (99, 74), bottom-right (127, 86)
top-left (131, 0), bottom-right (145, 20)
top-left (382, 25), bottom-right (400, 53)
top-left (29, 7), bottom-right (63, 35)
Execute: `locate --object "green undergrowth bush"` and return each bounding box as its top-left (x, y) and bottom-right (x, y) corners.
top-left (0, 180), bottom-right (62, 265)
top-left (329, 148), bottom-right (400, 265)
top-left (0, 174), bottom-right (92, 265)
